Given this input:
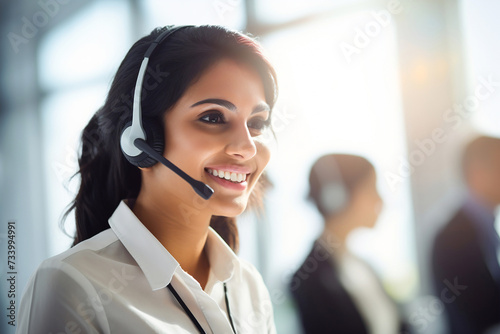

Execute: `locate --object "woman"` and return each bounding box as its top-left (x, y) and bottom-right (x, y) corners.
top-left (289, 154), bottom-right (408, 334)
top-left (17, 25), bottom-right (278, 333)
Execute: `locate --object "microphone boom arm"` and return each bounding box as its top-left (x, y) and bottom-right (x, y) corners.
top-left (134, 138), bottom-right (214, 200)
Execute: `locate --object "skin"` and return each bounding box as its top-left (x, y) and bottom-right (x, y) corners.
top-left (467, 149), bottom-right (500, 210)
top-left (322, 170), bottom-right (383, 251)
top-left (132, 59), bottom-right (271, 289)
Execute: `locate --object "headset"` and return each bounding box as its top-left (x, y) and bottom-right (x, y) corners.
top-left (315, 156), bottom-right (349, 216)
top-left (120, 25), bottom-right (214, 200)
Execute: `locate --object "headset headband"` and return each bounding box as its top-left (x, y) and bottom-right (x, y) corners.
top-left (122, 25), bottom-right (193, 157)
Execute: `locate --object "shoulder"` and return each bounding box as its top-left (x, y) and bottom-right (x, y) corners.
top-left (289, 242), bottom-right (337, 292)
top-left (29, 228), bottom-right (116, 273)
top-left (20, 228), bottom-right (131, 309)
top-left (17, 229), bottom-right (136, 333)
top-left (36, 229), bottom-right (129, 276)
top-left (431, 207), bottom-right (484, 284)
top-left (21, 228), bottom-right (125, 297)
top-left (17, 229), bottom-right (123, 333)
top-left (433, 207), bottom-right (477, 253)
top-left (30, 228), bottom-right (141, 298)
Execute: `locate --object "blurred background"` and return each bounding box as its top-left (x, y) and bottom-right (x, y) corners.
top-left (0, 0), bottom-right (499, 333)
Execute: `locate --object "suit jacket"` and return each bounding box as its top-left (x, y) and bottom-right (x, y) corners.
top-left (289, 240), bottom-right (407, 334)
top-left (432, 204), bottom-right (500, 334)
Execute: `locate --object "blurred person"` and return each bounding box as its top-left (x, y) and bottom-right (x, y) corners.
top-left (289, 154), bottom-right (409, 334)
top-left (17, 25), bottom-right (278, 333)
top-left (432, 135), bottom-right (500, 334)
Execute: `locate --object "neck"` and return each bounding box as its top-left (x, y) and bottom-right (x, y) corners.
top-left (322, 212), bottom-right (356, 252)
top-left (132, 192), bottom-right (212, 289)
top-left (469, 189), bottom-right (498, 213)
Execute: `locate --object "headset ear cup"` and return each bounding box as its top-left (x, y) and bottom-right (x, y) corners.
top-left (121, 119), bottom-right (164, 168)
top-left (320, 182), bottom-right (349, 216)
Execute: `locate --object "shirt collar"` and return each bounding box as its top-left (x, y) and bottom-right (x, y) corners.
top-left (205, 224), bottom-right (239, 283)
top-left (108, 200), bottom-right (238, 291)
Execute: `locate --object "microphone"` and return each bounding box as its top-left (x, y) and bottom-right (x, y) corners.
top-left (134, 138), bottom-right (214, 200)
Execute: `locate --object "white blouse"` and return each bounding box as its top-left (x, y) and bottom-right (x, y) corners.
top-left (17, 201), bottom-right (276, 334)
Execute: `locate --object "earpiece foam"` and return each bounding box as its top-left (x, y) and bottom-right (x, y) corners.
top-left (121, 119), bottom-right (164, 168)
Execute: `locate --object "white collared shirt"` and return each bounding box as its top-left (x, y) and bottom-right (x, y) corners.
top-left (17, 201), bottom-right (276, 334)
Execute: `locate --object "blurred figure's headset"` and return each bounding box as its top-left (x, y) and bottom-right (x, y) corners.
top-left (315, 156), bottom-right (349, 215)
top-left (120, 25), bottom-right (214, 200)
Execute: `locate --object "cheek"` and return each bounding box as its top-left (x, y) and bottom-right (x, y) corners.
top-left (163, 122), bottom-right (219, 164)
top-left (356, 192), bottom-right (381, 215)
top-left (248, 142), bottom-right (271, 190)
top-left (255, 140), bottom-right (271, 168)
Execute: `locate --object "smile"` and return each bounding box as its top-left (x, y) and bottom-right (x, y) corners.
top-left (205, 168), bottom-right (247, 183)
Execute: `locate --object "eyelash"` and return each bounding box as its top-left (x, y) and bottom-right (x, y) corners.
top-left (198, 111), bottom-right (270, 131)
top-left (199, 111), bottom-right (226, 124)
top-left (248, 117), bottom-right (270, 131)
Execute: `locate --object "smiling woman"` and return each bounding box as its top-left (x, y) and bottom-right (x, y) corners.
top-left (16, 25), bottom-right (278, 334)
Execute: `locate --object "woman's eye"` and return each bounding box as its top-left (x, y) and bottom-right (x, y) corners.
top-left (199, 112), bottom-right (225, 124)
top-left (248, 117), bottom-right (270, 131)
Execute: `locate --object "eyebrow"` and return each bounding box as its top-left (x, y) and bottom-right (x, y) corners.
top-left (190, 98), bottom-right (270, 114)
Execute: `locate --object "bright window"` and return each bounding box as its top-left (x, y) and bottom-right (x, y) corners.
top-left (140, 0), bottom-right (246, 31)
top-left (460, 0), bottom-right (500, 137)
top-left (38, 0), bottom-right (132, 255)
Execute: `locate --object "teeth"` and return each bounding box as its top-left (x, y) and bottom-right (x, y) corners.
top-left (206, 168), bottom-right (247, 183)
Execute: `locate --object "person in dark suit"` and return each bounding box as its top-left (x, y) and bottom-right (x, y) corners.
top-left (432, 135), bottom-right (500, 334)
top-left (289, 154), bottom-right (409, 334)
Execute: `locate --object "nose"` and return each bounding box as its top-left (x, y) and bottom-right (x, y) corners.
top-left (225, 124), bottom-right (257, 160)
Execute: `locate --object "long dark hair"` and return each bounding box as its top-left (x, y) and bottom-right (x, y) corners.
top-left (63, 25), bottom-right (278, 251)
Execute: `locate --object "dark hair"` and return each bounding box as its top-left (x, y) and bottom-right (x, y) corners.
top-left (63, 25), bottom-right (278, 251)
top-left (308, 154), bottom-right (375, 218)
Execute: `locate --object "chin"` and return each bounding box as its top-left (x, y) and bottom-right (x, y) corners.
top-left (212, 196), bottom-right (249, 217)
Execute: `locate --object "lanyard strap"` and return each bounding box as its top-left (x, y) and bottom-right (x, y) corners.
top-left (167, 282), bottom-right (237, 334)
top-left (167, 283), bottom-right (206, 334)
top-left (224, 283), bottom-right (236, 333)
